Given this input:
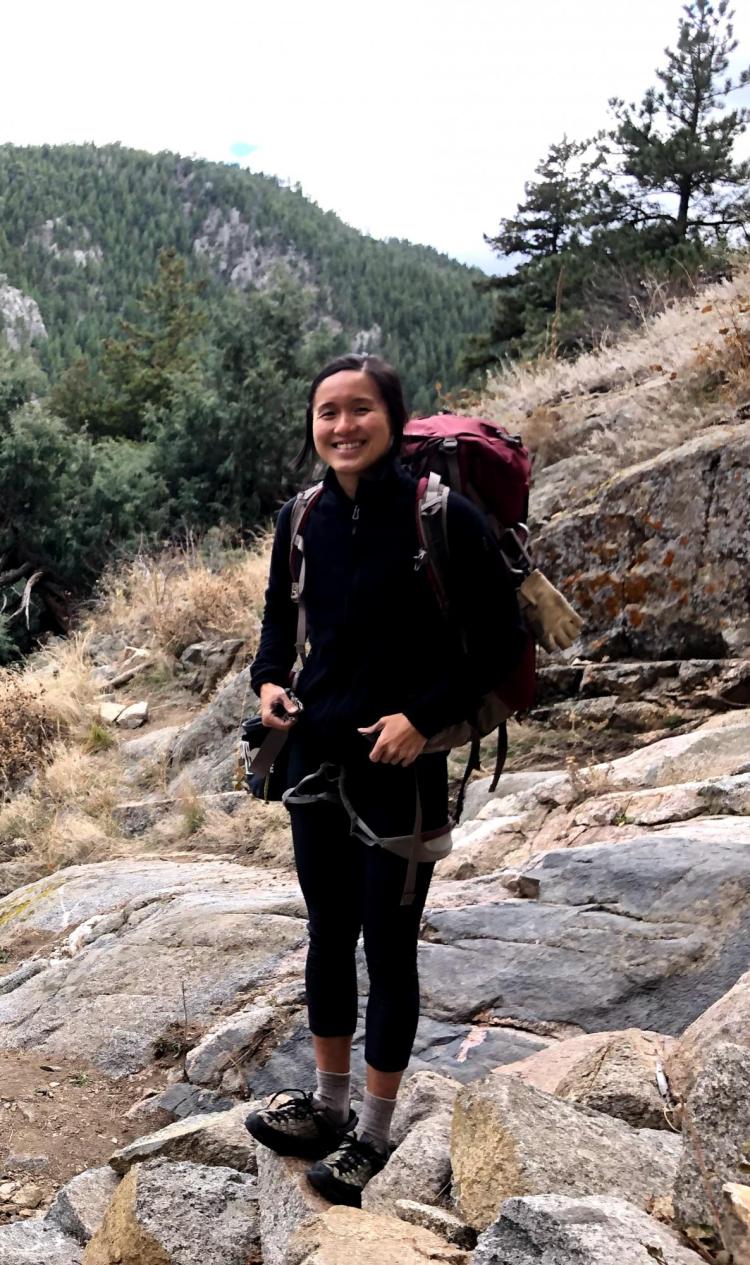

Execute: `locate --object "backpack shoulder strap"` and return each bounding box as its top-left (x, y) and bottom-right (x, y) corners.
top-left (289, 482), bottom-right (324, 666)
top-left (416, 472), bottom-right (451, 616)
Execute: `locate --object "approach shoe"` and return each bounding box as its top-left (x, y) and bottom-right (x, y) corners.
top-left (245, 1088), bottom-right (357, 1161)
top-left (306, 1132), bottom-right (388, 1207)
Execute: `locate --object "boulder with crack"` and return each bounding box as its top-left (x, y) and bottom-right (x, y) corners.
top-left (451, 1073), bottom-right (682, 1232)
top-left (673, 1042), bottom-right (750, 1240)
top-left (82, 1159), bottom-right (260, 1264)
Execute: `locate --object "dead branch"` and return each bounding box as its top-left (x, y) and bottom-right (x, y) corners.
top-left (109, 660), bottom-right (153, 690)
top-left (0, 562), bottom-right (33, 589)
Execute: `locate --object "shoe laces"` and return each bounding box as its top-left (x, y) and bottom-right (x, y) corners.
top-left (328, 1133), bottom-right (382, 1176)
top-left (265, 1088), bottom-right (321, 1122)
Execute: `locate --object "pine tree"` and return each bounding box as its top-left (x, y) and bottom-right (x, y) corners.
top-left (485, 137), bottom-right (603, 261)
top-left (610, 0), bottom-right (750, 239)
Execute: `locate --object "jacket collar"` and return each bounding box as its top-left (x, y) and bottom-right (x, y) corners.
top-left (322, 455), bottom-right (411, 506)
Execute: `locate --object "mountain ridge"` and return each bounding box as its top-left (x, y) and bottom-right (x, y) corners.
top-left (0, 142), bottom-right (488, 410)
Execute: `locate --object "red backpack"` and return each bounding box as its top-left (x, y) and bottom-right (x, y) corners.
top-left (289, 414), bottom-right (537, 816)
top-left (400, 415), bottom-right (537, 808)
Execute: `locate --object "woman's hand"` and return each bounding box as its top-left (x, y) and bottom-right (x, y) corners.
top-left (259, 683), bottom-right (300, 731)
top-left (358, 714), bottom-right (427, 766)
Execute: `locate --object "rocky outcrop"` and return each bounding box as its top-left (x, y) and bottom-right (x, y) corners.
top-left (193, 208), bottom-right (311, 291)
top-left (0, 858), bottom-right (305, 1076)
top-left (0, 277), bottom-right (47, 348)
top-left (451, 1074), bottom-right (681, 1232)
top-left (536, 422), bottom-right (750, 660)
top-left (168, 665), bottom-right (255, 792)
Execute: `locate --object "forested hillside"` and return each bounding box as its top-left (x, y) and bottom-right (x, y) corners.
top-left (0, 143), bottom-right (487, 409)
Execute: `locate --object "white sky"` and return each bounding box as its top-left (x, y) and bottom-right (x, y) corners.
top-left (3, 0), bottom-right (750, 271)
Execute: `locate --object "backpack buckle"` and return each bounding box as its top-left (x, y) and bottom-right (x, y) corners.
top-left (500, 525), bottom-right (534, 577)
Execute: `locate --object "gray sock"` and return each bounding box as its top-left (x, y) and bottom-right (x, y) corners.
top-left (357, 1089), bottom-right (397, 1153)
top-left (313, 1069), bottom-right (351, 1125)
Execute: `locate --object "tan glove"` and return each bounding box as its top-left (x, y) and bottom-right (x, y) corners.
top-left (519, 569), bottom-right (584, 653)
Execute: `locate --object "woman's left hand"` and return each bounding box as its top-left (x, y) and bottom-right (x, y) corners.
top-left (358, 714), bottom-right (427, 766)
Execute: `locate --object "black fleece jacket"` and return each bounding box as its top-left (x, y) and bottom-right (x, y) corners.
top-left (250, 459), bottom-right (526, 754)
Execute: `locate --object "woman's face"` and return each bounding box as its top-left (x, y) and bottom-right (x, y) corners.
top-left (312, 370), bottom-right (393, 485)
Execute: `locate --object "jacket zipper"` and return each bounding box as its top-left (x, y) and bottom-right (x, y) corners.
top-left (352, 505), bottom-right (360, 536)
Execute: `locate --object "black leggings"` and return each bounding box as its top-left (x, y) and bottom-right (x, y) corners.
top-left (289, 796), bottom-right (435, 1073)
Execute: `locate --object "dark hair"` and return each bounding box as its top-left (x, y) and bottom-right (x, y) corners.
top-left (292, 354), bottom-right (409, 471)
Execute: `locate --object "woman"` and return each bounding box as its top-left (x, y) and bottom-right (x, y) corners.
top-left (246, 354), bottom-right (525, 1206)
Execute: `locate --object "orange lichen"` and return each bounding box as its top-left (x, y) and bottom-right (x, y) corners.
top-left (623, 574), bottom-right (651, 603)
top-left (626, 607), bottom-right (644, 627)
top-left (662, 550), bottom-right (675, 568)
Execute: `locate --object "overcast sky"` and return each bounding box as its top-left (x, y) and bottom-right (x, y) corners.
top-left (3, 0), bottom-right (750, 271)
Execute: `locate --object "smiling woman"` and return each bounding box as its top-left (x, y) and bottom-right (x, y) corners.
top-left (245, 352), bottom-right (526, 1206)
top-left (311, 372), bottom-right (393, 497)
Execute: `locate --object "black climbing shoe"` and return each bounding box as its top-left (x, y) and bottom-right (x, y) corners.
top-left (306, 1132), bottom-right (388, 1207)
top-left (245, 1088), bottom-right (357, 1161)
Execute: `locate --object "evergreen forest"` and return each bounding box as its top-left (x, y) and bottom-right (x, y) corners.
top-left (0, 144), bottom-right (487, 658)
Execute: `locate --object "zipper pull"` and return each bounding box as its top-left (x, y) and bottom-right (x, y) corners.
top-left (352, 505), bottom-right (361, 535)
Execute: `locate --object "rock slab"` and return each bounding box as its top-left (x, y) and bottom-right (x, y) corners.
top-left (451, 1073), bottom-right (682, 1231)
top-left (109, 1102), bottom-right (257, 1175)
top-left (287, 1204), bottom-right (470, 1264)
top-left (421, 821), bottom-right (750, 1038)
top-left (473, 1194), bottom-right (704, 1264)
top-left (0, 1221), bottom-right (83, 1263)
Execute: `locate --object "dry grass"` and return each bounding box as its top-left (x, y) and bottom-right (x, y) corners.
top-left (0, 739), bottom-right (130, 875)
top-left (95, 534), bottom-right (273, 660)
top-left (0, 532), bottom-right (279, 885)
top-left (477, 260), bottom-right (750, 489)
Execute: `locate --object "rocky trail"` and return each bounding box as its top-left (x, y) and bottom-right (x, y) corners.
top-left (1, 674), bottom-right (750, 1262)
top-left (1, 276), bottom-right (750, 1262)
